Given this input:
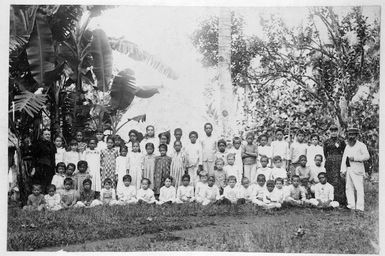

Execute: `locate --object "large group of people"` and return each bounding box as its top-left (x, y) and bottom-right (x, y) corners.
top-left (21, 122), bottom-right (370, 212)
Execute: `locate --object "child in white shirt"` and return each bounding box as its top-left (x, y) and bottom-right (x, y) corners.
top-left (271, 128), bottom-right (290, 169)
top-left (202, 175), bottom-right (221, 206)
top-left (221, 176), bottom-right (239, 204)
top-left (307, 134), bottom-right (325, 168)
top-left (116, 146), bottom-right (129, 193)
top-left (254, 156), bottom-right (271, 184)
top-left (253, 174), bottom-right (266, 206)
top-left (309, 172), bottom-right (339, 208)
top-left (224, 153), bottom-right (242, 185)
top-left (100, 178), bottom-right (117, 205)
top-left (185, 131), bottom-right (203, 186)
top-left (44, 184), bottom-right (62, 211)
top-left (157, 176), bottom-right (176, 204)
top-left (237, 177), bottom-right (256, 204)
top-left (195, 171), bottom-right (208, 204)
top-left (117, 174), bottom-right (137, 205)
top-left (263, 180), bottom-right (282, 209)
top-left (176, 174), bottom-right (195, 203)
top-left (137, 178), bottom-right (156, 204)
top-left (257, 134), bottom-right (272, 167)
top-left (309, 154), bottom-right (326, 193)
top-left (271, 155), bottom-right (287, 180)
top-left (51, 162), bottom-right (66, 195)
top-left (273, 177), bottom-right (286, 204)
top-left (228, 137), bottom-right (243, 175)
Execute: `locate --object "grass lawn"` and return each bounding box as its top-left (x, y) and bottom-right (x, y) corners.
top-left (8, 181), bottom-right (379, 253)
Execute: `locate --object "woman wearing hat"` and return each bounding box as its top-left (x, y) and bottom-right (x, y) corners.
top-left (323, 124), bottom-right (346, 205)
top-left (340, 125), bottom-right (370, 211)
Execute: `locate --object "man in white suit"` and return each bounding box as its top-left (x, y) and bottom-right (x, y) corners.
top-left (340, 125), bottom-right (370, 212)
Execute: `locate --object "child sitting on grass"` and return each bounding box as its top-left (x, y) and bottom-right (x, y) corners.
top-left (220, 176), bottom-right (239, 204)
top-left (100, 178), bottom-right (117, 205)
top-left (224, 154), bottom-right (242, 185)
top-left (202, 175), bottom-right (221, 206)
top-left (117, 175), bottom-right (137, 205)
top-left (176, 174), bottom-right (195, 203)
top-left (23, 184), bottom-right (45, 211)
top-left (74, 160), bottom-right (91, 193)
top-left (285, 175), bottom-right (307, 206)
top-left (75, 179), bottom-right (102, 208)
top-left (309, 154), bottom-right (326, 193)
top-left (137, 178), bottom-right (156, 204)
top-left (157, 176), bottom-right (176, 204)
top-left (214, 158), bottom-right (227, 195)
top-left (44, 184), bottom-right (62, 211)
top-left (271, 155), bottom-right (287, 180)
top-left (262, 180), bottom-right (282, 209)
top-left (309, 172), bottom-right (340, 209)
top-left (51, 162), bottom-right (66, 195)
top-left (60, 178), bottom-right (77, 209)
top-left (255, 156), bottom-right (272, 183)
top-left (195, 171), bottom-right (208, 204)
top-left (253, 174), bottom-right (266, 206)
top-left (273, 178), bottom-right (286, 204)
top-left (237, 177), bottom-right (256, 204)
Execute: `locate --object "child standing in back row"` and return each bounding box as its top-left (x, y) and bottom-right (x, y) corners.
top-left (271, 128), bottom-right (290, 169)
top-left (83, 138), bottom-right (101, 192)
top-left (185, 131), bottom-right (203, 187)
top-left (289, 130), bottom-right (307, 178)
top-left (100, 136), bottom-right (119, 187)
top-left (242, 132), bottom-right (258, 181)
top-left (170, 141), bottom-right (187, 189)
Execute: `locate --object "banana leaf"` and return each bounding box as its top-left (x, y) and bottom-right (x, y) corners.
top-left (10, 91), bottom-right (47, 118)
top-left (110, 69), bottom-right (159, 111)
top-left (90, 29), bottom-right (113, 91)
top-left (109, 37), bottom-right (179, 80)
top-left (26, 12), bottom-right (55, 86)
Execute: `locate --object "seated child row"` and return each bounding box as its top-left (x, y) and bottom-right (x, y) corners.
top-left (24, 170), bottom-right (339, 211)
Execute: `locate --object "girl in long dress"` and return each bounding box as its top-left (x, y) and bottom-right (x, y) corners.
top-left (170, 141), bottom-right (187, 189)
top-left (116, 146), bottom-right (129, 192)
top-left (100, 136), bottom-right (119, 186)
top-left (128, 141), bottom-right (143, 190)
top-left (142, 142), bottom-right (156, 189)
top-left (153, 144), bottom-right (172, 197)
top-left (83, 138), bottom-right (102, 192)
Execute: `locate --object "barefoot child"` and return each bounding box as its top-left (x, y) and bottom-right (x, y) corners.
top-left (176, 174), bottom-right (195, 203)
top-left (201, 123), bottom-right (217, 176)
top-left (185, 131), bottom-right (203, 186)
top-left (157, 176), bottom-right (176, 204)
top-left (60, 178), bottom-right (77, 209)
top-left (153, 144), bottom-right (172, 198)
top-left (242, 132), bottom-right (258, 181)
top-left (309, 172), bottom-right (340, 208)
top-left (137, 178), bottom-right (156, 204)
top-left (23, 184), bottom-right (45, 211)
top-left (170, 141), bottom-right (187, 189)
top-left (51, 162), bottom-right (66, 195)
top-left (142, 143), bottom-right (156, 189)
top-left (75, 179), bottom-right (102, 208)
top-left (116, 175), bottom-right (137, 205)
top-left (44, 184), bottom-right (62, 211)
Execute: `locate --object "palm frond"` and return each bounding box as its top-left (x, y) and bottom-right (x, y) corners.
top-left (10, 91), bottom-right (47, 118)
top-left (109, 37), bottom-right (179, 80)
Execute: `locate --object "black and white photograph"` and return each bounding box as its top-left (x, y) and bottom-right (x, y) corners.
top-left (5, 0), bottom-right (382, 253)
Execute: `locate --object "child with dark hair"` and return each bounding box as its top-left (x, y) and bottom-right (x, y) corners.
top-left (257, 134), bottom-right (272, 167)
top-left (153, 144), bottom-right (172, 197)
top-left (157, 176), bottom-right (176, 204)
top-left (309, 172), bottom-right (340, 208)
top-left (142, 142), bottom-right (156, 189)
top-left (201, 175), bottom-right (221, 205)
top-left (137, 178), bottom-right (156, 204)
top-left (215, 139), bottom-right (228, 164)
top-left (228, 137), bottom-right (243, 174)
top-left (214, 158), bottom-right (227, 195)
top-left (289, 130), bottom-right (308, 178)
top-left (116, 145), bottom-right (129, 192)
top-left (100, 136), bottom-right (119, 185)
top-left (285, 175), bottom-right (307, 206)
top-left (51, 162), bottom-right (66, 195)
top-left (117, 175), bottom-right (137, 205)
top-left (195, 171), bottom-right (208, 203)
top-left (23, 184), bottom-right (45, 211)
top-left (54, 135), bottom-right (66, 165)
top-left (201, 123), bottom-right (217, 176)
top-left (307, 133), bottom-right (325, 169)
top-left (83, 137), bottom-right (101, 192)
top-left (128, 141), bottom-right (143, 190)
top-left (271, 155), bottom-right (287, 180)
top-left (237, 177), bottom-right (256, 204)
top-left (75, 179), bottom-right (102, 208)
top-left (224, 153), bottom-right (242, 185)
top-left (221, 176), bottom-right (239, 204)
top-left (74, 160), bottom-right (91, 193)
top-left (255, 155), bottom-right (272, 184)
top-left (176, 174), bottom-right (195, 203)
top-left (95, 128), bottom-right (107, 151)
top-left (100, 178), bottom-right (117, 205)
top-left (65, 163), bottom-right (76, 189)
top-left (309, 154), bottom-right (326, 193)
top-left (60, 178), bottom-right (77, 209)
top-left (295, 155), bottom-right (311, 182)
top-left (242, 132), bottom-right (258, 181)
top-left (262, 180), bottom-right (282, 209)
top-left (170, 140), bottom-right (187, 189)
top-left (271, 128), bottom-right (290, 170)
top-left (185, 131), bottom-right (203, 186)
top-left (253, 174), bottom-right (266, 206)
top-left (64, 139), bottom-right (81, 167)
top-left (45, 184), bottom-right (62, 211)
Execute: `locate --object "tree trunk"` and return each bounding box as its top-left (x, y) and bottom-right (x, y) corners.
top-left (218, 8), bottom-right (234, 138)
